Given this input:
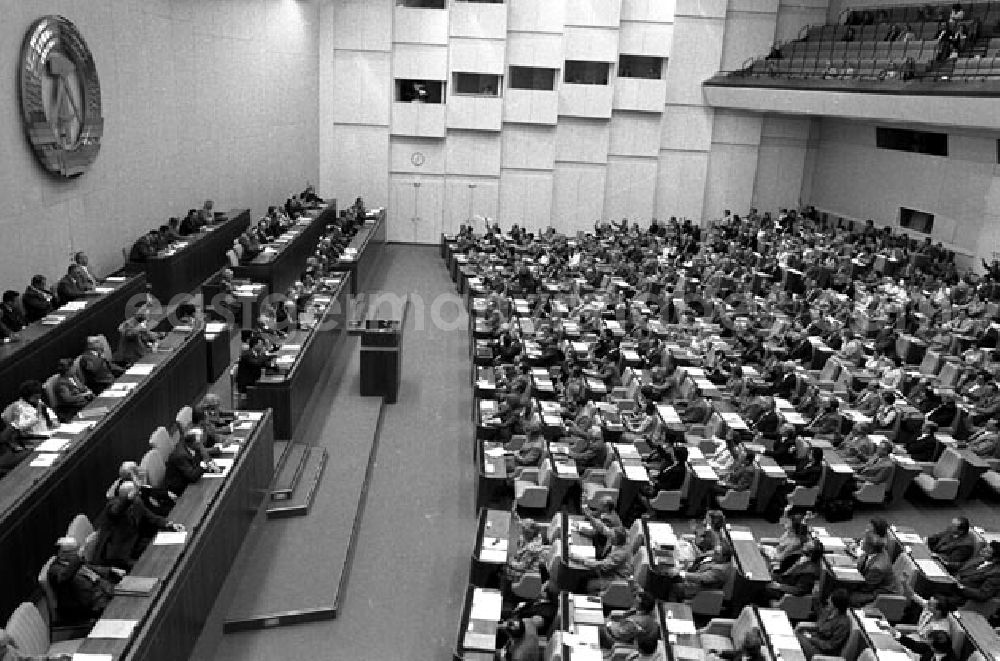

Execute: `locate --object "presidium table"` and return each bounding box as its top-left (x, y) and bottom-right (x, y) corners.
top-left (245, 274), bottom-right (351, 439)
top-left (235, 203), bottom-right (337, 298)
top-left (124, 209), bottom-right (251, 303)
top-left (0, 328), bottom-right (209, 619)
top-left (0, 273), bottom-right (146, 409)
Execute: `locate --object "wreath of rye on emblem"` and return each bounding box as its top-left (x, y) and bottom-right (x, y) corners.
top-left (19, 15), bottom-right (104, 178)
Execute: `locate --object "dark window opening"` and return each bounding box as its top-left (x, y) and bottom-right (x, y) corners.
top-left (876, 127), bottom-right (948, 156)
top-left (509, 66), bottom-right (557, 90)
top-left (453, 73), bottom-right (502, 96)
top-left (899, 207), bottom-right (935, 234)
top-left (396, 0), bottom-right (446, 8)
top-left (564, 60), bottom-right (611, 85)
top-left (395, 79), bottom-right (445, 103)
top-left (618, 55), bottom-right (664, 79)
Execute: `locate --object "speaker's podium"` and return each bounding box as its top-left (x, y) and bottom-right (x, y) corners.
top-left (360, 319), bottom-right (402, 403)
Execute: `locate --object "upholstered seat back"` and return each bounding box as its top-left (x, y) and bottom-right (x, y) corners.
top-left (4, 602), bottom-right (50, 654)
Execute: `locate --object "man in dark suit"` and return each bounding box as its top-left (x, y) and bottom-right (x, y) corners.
top-left (796, 588), bottom-right (851, 659)
top-left (851, 539), bottom-right (895, 606)
top-left (56, 265), bottom-right (95, 303)
top-left (22, 274), bottom-right (55, 323)
top-left (0, 290), bottom-right (25, 333)
top-left (906, 421), bottom-right (940, 462)
top-left (768, 540), bottom-right (824, 598)
top-left (52, 357), bottom-right (94, 422)
top-left (47, 536), bottom-right (122, 622)
top-left (115, 308), bottom-right (160, 367)
top-left (927, 517), bottom-right (977, 572)
top-left (790, 447), bottom-right (824, 488)
top-left (855, 441), bottom-right (894, 488)
top-left (79, 336), bottom-right (124, 394)
top-left (164, 430), bottom-right (220, 497)
top-left (665, 545), bottom-right (732, 601)
top-left (129, 231), bottom-right (157, 261)
top-left (954, 541), bottom-right (1000, 605)
top-left (235, 336), bottom-right (275, 392)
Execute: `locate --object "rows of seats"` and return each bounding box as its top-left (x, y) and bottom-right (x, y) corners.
top-left (951, 55), bottom-right (1000, 77)
top-left (780, 39), bottom-right (941, 61)
top-left (750, 58), bottom-right (927, 80)
top-left (802, 19), bottom-right (978, 44)
top-left (844, 2), bottom-right (997, 26)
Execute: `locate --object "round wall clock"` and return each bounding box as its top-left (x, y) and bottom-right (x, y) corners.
top-left (411, 151), bottom-right (425, 167)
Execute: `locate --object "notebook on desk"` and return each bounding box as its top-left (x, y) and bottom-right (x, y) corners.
top-left (114, 575), bottom-right (158, 596)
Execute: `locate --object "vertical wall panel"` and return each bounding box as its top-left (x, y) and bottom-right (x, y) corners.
top-left (500, 171), bottom-right (555, 230)
top-left (552, 164), bottom-right (609, 230)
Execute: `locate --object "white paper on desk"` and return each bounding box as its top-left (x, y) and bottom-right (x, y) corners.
top-left (30, 453), bottom-right (59, 467)
top-left (283, 344), bottom-right (303, 350)
top-left (479, 548), bottom-right (507, 564)
top-left (666, 618), bottom-right (697, 635)
top-left (759, 609), bottom-right (795, 636)
top-left (770, 634), bottom-right (802, 652)
top-left (58, 421), bottom-right (95, 435)
top-left (94, 286), bottom-right (115, 294)
top-left (236, 411), bottom-right (263, 421)
top-left (89, 618), bottom-right (138, 639)
top-left (35, 438), bottom-right (70, 453)
top-left (203, 457), bottom-right (234, 477)
top-left (895, 532), bottom-right (923, 544)
top-left (125, 363), bottom-right (155, 376)
top-left (205, 322), bottom-right (227, 333)
top-left (463, 631), bottom-right (495, 651)
top-left (73, 654), bottom-right (113, 661)
top-left (876, 652), bottom-right (912, 661)
top-left (484, 447), bottom-right (506, 459)
top-left (861, 617), bottom-right (884, 634)
top-left (570, 544), bottom-right (596, 560)
top-left (61, 301), bottom-right (87, 311)
top-left (153, 531), bottom-right (188, 545)
top-left (555, 462), bottom-right (577, 476)
top-left (623, 465), bottom-right (648, 481)
top-left (572, 593), bottom-right (603, 611)
top-left (220, 442), bottom-right (241, 454)
top-left (470, 588), bottom-right (502, 621)
top-left (915, 559), bottom-right (949, 578)
top-left (105, 276), bottom-right (127, 282)
top-left (101, 390), bottom-right (128, 398)
top-left (674, 645), bottom-right (706, 661)
top-left (572, 625), bottom-right (601, 648)
top-left (729, 530), bottom-right (755, 541)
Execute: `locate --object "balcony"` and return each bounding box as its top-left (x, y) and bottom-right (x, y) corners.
top-left (559, 83), bottom-right (614, 118)
top-left (613, 77), bottom-right (666, 112)
top-left (447, 96), bottom-right (504, 131)
top-left (504, 89), bottom-right (560, 124)
top-left (392, 102), bottom-right (447, 138)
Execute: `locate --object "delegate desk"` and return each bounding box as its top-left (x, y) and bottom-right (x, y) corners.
top-left (73, 410), bottom-right (273, 661)
top-left (329, 208), bottom-right (386, 295)
top-left (470, 508), bottom-right (513, 587)
top-left (245, 276), bottom-right (350, 439)
top-left (236, 207), bottom-right (332, 297)
top-left (0, 273), bottom-right (146, 408)
top-left (724, 525), bottom-right (772, 607)
top-left (850, 608), bottom-right (909, 661)
top-left (754, 607), bottom-right (806, 661)
top-left (0, 329), bottom-right (208, 619)
top-left (887, 526), bottom-right (957, 596)
top-left (126, 209), bottom-right (251, 302)
top-left (549, 592), bottom-right (609, 660)
top-left (477, 441), bottom-right (510, 510)
top-left (454, 586), bottom-right (503, 661)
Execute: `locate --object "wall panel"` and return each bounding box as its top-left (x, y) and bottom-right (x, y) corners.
top-left (500, 170), bottom-right (555, 230)
top-left (552, 164), bottom-right (609, 231)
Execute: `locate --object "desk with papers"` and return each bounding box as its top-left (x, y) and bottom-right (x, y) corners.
top-left (126, 209), bottom-right (251, 302)
top-left (470, 508), bottom-right (513, 586)
top-left (238, 206), bottom-right (334, 297)
top-left (0, 273), bottom-right (146, 408)
top-left (0, 329), bottom-right (208, 619)
top-left (73, 410), bottom-right (273, 661)
top-left (329, 208), bottom-right (386, 295)
top-left (245, 276), bottom-right (350, 439)
top-left (454, 585), bottom-right (504, 660)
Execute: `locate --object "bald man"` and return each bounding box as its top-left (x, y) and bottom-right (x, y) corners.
top-left (47, 537), bottom-right (122, 621)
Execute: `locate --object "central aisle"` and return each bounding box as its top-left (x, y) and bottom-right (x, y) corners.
top-left (210, 245), bottom-right (477, 660)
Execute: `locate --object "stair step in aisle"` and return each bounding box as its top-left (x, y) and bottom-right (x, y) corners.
top-left (266, 446), bottom-right (328, 519)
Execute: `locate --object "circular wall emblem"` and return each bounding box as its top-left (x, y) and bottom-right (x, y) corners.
top-left (410, 151), bottom-right (425, 167)
top-left (19, 16), bottom-right (103, 177)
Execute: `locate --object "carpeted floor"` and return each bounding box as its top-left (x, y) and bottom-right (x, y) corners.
top-left (203, 244), bottom-right (478, 660)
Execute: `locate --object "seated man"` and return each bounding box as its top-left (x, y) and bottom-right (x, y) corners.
top-left (79, 336), bottom-right (124, 394)
top-left (22, 274), bottom-right (55, 323)
top-left (236, 337), bottom-right (276, 393)
top-left (128, 231), bottom-right (157, 261)
top-left (796, 588), bottom-right (851, 660)
top-left (954, 540), bottom-right (1000, 606)
top-left (789, 447), bottom-right (824, 488)
top-left (664, 545), bottom-right (732, 601)
top-left (600, 591), bottom-right (660, 649)
top-left (0, 290), bottom-right (26, 333)
top-left (2, 380), bottom-right (57, 439)
top-left (767, 539), bottom-right (824, 599)
top-left (568, 429), bottom-right (608, 472)
top-left (855, 441), bottom-right (894, 491)
top-left (52, 357), bottom-right (95, 422)
top-left (164, 429), bottom-right (221, 497)
top-left (715, 449), bottom-right (756, 495)
top-left (71, 252), bottom-right (98, 291)
top-left (115, 308), bottom-right (161, 367)
top-left (93, 480), bottom-right (184, 570)
top-left (504, 424), bottom-right (545, 472)
top-left (504, 519), bottom-right (547, 588)
top-left (47, 537), bottom-right (123, 622)
top-left (905, 421), bottom-right (940, 462)
top-left (851, 539), bottom-right (895, 606)
top-left (570, 526), bottom-right (633, 595)
top-left (56, 265), bottom-right (93, 303)
top-left (642, 445), bottom-right (688, 499)
top-left (805, 399), bottom-right (843, 439)
top-left (499, 617), bottom-right (542, 661)
top-left (510, 580), bottom-right (559, 636)
top-left (927, 517), bottom-right (976, 572)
